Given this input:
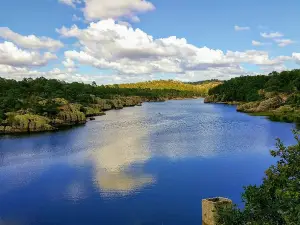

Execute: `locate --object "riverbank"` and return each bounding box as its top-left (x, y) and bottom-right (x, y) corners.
top-left (0, 77), bottom-right (218, 135)
top-left (204, 95), bottom-right (300, 125)
top-left (0, 96), bottom-right (201, 135)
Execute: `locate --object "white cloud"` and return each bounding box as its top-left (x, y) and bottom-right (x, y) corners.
top-left (225, 50), bottom-right (290, 66)
top-left (260, 32), bottom-right (284, 39)
top-left (275, 39), bottom-right (295, 47)
top-left (0, 41), bottom-right (57, 67)
top-left (59, 0), bottom-right (81, 8)
top-left (117, 21), bottom-right (132, 28)
top-left (260, 64), bottom-right (287, 74)
top-left (175, 65), bottom-right (248, 82)
top-left (252, 40), bottom-right (267, 46)
top-left (0, 64), bottom-right (149, 84)
top-left (234, 25), bottom-right (250, 31)
top-left (0, 27), bottom-right (63, 51)
top-left (82, 0), bottom-right (155, 21)
top-left (56, 19), bottom-right (292, 79)
top-left (293, 53), bottom-right (300, 64)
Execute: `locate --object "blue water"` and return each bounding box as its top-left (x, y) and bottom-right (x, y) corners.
top-left (0, 99), bottom-right (296, 225)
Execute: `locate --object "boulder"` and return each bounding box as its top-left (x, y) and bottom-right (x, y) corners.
top-left (237, 101), bottom-right (260, 112)
top-left (256, 96), bottom-right (283, 112)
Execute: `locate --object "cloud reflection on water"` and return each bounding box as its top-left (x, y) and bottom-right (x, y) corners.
top-left (0, 100), bottom-right (276, 199)
top-left (88, 109), bottom-right (155, 196)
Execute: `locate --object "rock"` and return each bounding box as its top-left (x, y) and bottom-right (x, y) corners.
top-left (256, 96), bottom-right (283, 112)
top-left (0, 114), bottom-right (55, 134)
top-left (89, 117), bottom-right (96, 121)
top-left (108, 99), bottom-right (124, 109)
top-left (95, 98), bottom-right (113, 110)
top-left (204, 95), bottom-right (216, 103)
top-left (202, 197), bottom-right (232, 225)
top-left (83, 106), bottom-right (105, 117)
top-left (237, 101), bottom-right (260, 112)
top-left (57, 103), bottom-right (86, 125)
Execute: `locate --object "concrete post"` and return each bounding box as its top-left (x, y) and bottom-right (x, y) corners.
top-left (202, 197), bottom-right (232, 225)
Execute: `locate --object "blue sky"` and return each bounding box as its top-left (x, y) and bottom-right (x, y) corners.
top-left (0, 0), bottom-right (299, 84)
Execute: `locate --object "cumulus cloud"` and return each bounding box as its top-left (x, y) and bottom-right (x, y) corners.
top-left (0, 27), bottom-right (63, 51)
top-left (175, 65), bottom-right (248, 82)
top-left (0, 41), bottom-right (57, 67)
top-left (83, 0), bottom-right (155, 21)
top-left (293, 53), bottom-right (300, 64)
top-left (225, 50), bottom-right (290, 65)
top-left (0, 64), bottom-right (150, 84)
top-left (275, 39), bottom-right (295, 47)
top-left (260, 64), bottom-right (287, 74)
top-left (59, 0), bottom-right (155, 22)
top-left (56, 19), bottom-right (292, 79)
top-left (234, 25), bottom-right (250, 31)
top-left (260, 32), bottom-right (284, 39)
top-left (117, 21), bottom-right (132, 27)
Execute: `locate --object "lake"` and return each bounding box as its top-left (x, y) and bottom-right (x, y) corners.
top-left (0, 99), bottom-right (296, 225)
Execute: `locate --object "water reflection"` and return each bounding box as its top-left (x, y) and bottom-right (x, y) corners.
top-left (0, 100), bottom-right (295, 199)
top-left (88, 109), bottom-right (155, 196)
top-left (0, 99), bottom-right (297, 225)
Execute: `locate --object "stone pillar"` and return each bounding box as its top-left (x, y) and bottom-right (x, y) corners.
top-left (202, 197), bottom-right (232, 225)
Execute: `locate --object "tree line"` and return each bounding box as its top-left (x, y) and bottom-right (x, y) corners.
top-left (0, 77), bottom-right (215, 122)
top-left (208, 69), bottom-right (300, 103)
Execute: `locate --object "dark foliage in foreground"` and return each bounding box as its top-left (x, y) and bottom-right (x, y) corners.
top-left (217, 130), bottom-right (300, 225)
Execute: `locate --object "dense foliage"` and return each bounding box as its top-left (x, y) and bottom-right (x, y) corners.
top-left (205, 70), bottom-right (300, 124)
top-left (119, 79), bottom-right (221, 96)
top-left (217, 130), bottom-right (300, 225)
top-left (0, 77), bottom-right (215, 123)
top-left (208, 70), bottom-right (300, 102)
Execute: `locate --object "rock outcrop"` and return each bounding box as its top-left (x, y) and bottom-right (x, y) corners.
top-left (0, 113), bottom-right (54, 134)
top-left (237, 96), bottom-right (283, 113)
top-left (204, 95), bottom-right (217, 103)
top-left (0, 96), bottom-right (146, 134)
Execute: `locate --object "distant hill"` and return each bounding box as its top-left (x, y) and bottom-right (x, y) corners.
top-left (185, 79), bottom-right (222, 85)
top-left (119, 79), bottom-right (221, 96)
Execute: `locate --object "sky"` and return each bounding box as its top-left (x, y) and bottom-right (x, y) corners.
top-left (0, 0), bottom-right (299, 84)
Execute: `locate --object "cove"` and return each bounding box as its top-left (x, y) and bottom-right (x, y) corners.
top-left (0, 99), bottom-right (296, 225)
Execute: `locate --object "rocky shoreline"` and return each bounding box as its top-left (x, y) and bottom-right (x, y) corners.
top-left (204, 95), bottom-right (300, 124)
top-left (0, 96), bottom-right (147, 135)
top-left (0, 96), bottom-right (194, 135)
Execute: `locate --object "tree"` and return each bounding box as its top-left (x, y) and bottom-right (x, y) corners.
top-left (217, 130), bottom-right (300, 225)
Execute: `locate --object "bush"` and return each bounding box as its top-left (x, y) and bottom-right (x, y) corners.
top-left (217, 130), bottom-right (300, 225)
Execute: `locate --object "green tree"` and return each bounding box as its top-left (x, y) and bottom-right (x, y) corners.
top-left (217, 130), bottom-right (300, 225)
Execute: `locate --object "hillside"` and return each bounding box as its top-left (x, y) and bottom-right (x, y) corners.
top-left (205, 69), bottom-right (300, 124)
top-left (119, 80), bottom-right (221, 96)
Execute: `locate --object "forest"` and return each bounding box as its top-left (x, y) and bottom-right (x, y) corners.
top-left (119, 79), bottom-right (221, 94)
top-left (0, 77), bottom-right (216, 134)
top-left (205, 69), bottom-right (300, 124)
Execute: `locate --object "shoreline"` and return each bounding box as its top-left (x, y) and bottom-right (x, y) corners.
top-left (0, 97), bottom-right (202, 136)
top-left (204, 100), bottom-right (299, 125)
